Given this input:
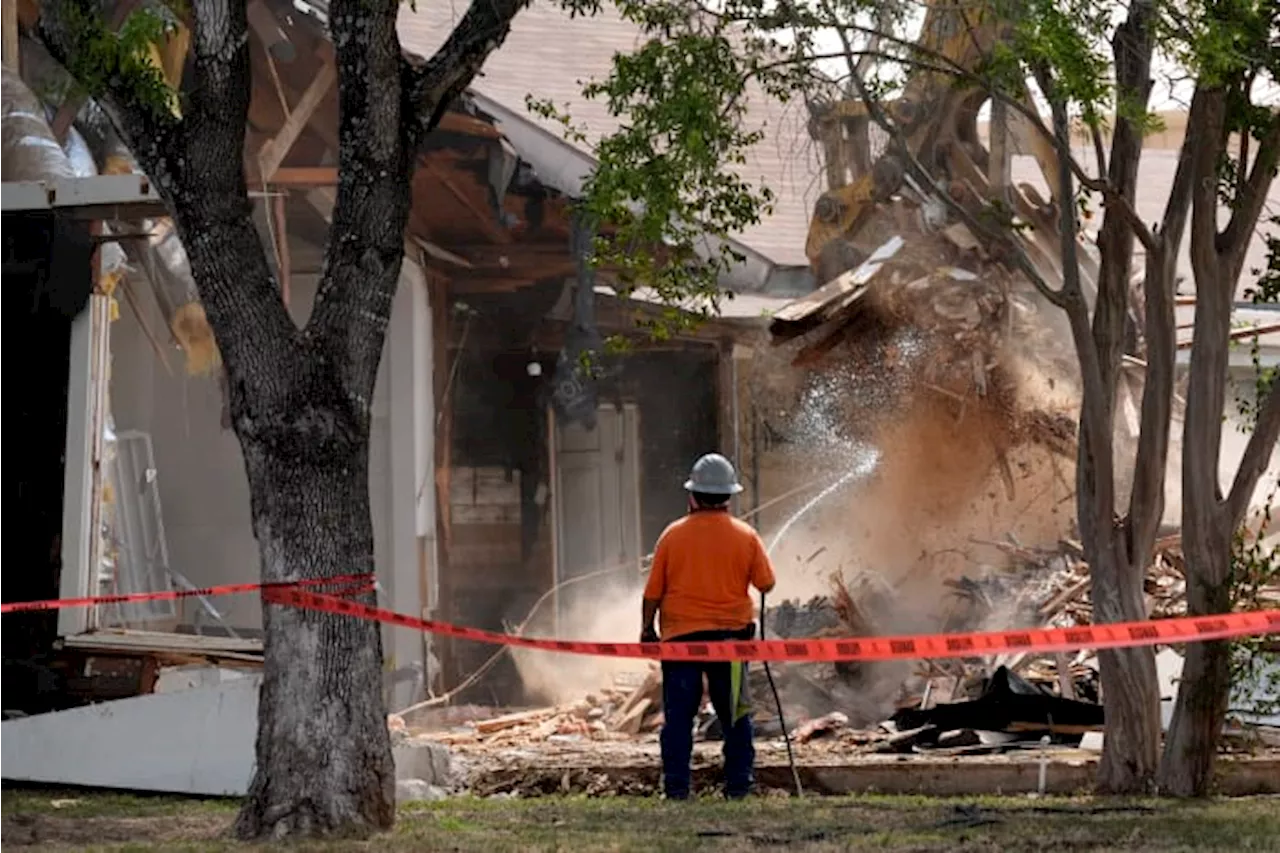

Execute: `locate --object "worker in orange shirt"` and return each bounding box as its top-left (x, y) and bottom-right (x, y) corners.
top-left (640, 453), bottom-right (777, 800)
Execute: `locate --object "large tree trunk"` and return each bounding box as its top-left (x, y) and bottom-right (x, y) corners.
top-left (42, 0), bottom-right (534, 838)
top-left (234, 437), bottom-right (394, 836)
top-left (164, 187), bottom-right (399, 836)
top-left (1056, 2), bottom-right (1162, 791)
top-left (1159, 539), bottom-right (1234, 796)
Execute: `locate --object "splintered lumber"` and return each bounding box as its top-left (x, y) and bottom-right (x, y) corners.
top-left (794, 711), bottom-right (850, 744)
top-left (474, 707), bottom-right (559, 735)
top-left (616, 698), bottom-right (653, 735)
top-left (1038, 576), bottom-right (1091, 620)
top-left (613, 668), bottom-right (660, 723)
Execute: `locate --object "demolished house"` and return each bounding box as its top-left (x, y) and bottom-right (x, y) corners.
top-left (381, 2), bottom-right (1278, 795)
top-left (1, 0), bottom-right (809, 795)
top-left (4, 0), bottom-right (1277, 801)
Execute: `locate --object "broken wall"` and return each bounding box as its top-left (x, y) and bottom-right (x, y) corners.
top-left (108, 273), bottom-right (395, 633)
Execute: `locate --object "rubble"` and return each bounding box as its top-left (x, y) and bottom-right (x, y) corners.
top-left (400, 528), bottom-right (1278, 771)
top-left (407, 672), bottom-right (668, 747)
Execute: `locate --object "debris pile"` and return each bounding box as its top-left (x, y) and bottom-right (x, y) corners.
top-left (405, 668), bottom-right (668, 746)
top-left (399, 530), bottom-right (1278, 762)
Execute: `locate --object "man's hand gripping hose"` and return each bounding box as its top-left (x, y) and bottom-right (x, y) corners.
top-left (760, 590), bottom-right (803, 797)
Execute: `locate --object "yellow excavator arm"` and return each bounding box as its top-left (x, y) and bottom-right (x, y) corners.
top-left (804, 0), bottom-right (1066, 285)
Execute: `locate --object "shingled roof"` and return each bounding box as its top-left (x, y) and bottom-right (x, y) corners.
top-left (397, 1), bottom-right (823, 269)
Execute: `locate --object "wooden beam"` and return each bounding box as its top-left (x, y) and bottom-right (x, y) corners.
top-left (452, 258), bottom-right (575, 281)
top-left (256, 58), bottom-right (336, 181)
top-left (247, 0), bottom-right (296, 63)
top-left (425, 162), bottom-right (512, 244)
top-left (1176, 322), bottom-right (1280, 350)
top-left (3, 0), bottom-right (19, 72)
top-left (271, 191), bottom-right (291, 308)
top-left (262, 166), bottom-right (337, 186)
top-left (436, 111), bottom-right (502, 139)
top-left (448, 277), bottom-right (540, 295)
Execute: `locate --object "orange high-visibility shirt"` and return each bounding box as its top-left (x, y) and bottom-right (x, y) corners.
top-left (642, 510), bottom-right (777, 640)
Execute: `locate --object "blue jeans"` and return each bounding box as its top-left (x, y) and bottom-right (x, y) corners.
top-left (659, 627), bottom-right (756, 799)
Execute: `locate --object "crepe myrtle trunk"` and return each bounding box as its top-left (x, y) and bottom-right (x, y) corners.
top-left (1158, 94), bottom-right (1280, 797)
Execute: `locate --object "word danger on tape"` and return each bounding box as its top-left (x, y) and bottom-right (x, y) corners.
top-left (266, 587), bottom-right (1280, 663)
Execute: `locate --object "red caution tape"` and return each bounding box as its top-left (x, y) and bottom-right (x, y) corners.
top-left (0, 574), bottom-right (374, 615)
top-left (8, 580), bottom-right (1277, 662)
top-left (266, 587), bottom-right (1280, 662)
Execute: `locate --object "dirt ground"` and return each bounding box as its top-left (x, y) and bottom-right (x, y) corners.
top-left (4, 787), bottom-right (1279, 852)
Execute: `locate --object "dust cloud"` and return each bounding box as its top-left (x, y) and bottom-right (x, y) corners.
top-left (512, 577), bottom-right (652, 706)
top-left (754, 323), bottom-right (1081, 639)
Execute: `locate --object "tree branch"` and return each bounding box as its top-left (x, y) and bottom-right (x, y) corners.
top-left (1189, 90), bottom-right (1227, 286)
top-left (756, 35), bottom-right (1161, 256)
top-left (42, 0), bottom-right (298, 403)
top-left (39, 0), bottom-right (184, 189)
top-left (1158, 88), bottom-right (1203, 244)
top-left (304, 0), bottom-right (411, 406)
top-left (1220, 113), bottom-right (1280, 281)
top-left (403, 0), bottom-right (532, 147)
top-left (1226, 379), bottom-right (1280, 528)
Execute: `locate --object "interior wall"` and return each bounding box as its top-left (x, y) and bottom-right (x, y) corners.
top-left (108, 273), bottom-right (395, 633)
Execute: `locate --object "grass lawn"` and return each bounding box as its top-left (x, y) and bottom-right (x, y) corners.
top-left (3, 787), bottom-right (1278, 852)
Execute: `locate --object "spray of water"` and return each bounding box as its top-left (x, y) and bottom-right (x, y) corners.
top-left (765, 447), bottom-right (881, 557)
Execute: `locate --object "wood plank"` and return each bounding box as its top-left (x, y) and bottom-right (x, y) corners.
top-left (271, 191), bottom-right (291, 306)
top-left (1038, 577), bottom-right (1091, 620)
top-left (769, 234), bottom-right (903, 330)
top-left (257, 59), bottom-right (336, 180)
top-left (473, 706), bottom-right (561, 734)
top-left (615, 698), bottom-right (652, 734)
top-left (436, 111), bottom-right (502, 139)
top-left (3, 0), bottom-right (18, 72)
top-left (263, 166), bottom-right (337, 186)
top-left (425, 162), bottom-right (513, 244)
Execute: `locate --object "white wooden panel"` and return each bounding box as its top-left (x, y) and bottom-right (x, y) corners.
top-left (558, 416), bottom-right (602, 453)
top-left (553, 403), bottom-right (644, 583)
top-left (59, 295), bottom-right (111, 636)
top-left (0, 675), bottom-right (261, 796)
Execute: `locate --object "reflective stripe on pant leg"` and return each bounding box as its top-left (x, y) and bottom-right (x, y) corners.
top-left (708, 660), bottom-right (755, 797)
top-left (729, 660), bottom-right (750, 725)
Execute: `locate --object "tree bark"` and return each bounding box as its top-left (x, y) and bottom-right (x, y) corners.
top-left (1157, 95), bottom-right (1280, 797)
top-left (42, 0), bottom-right (534, 836)
top-left (1070, 0), bottom-right (1163, 793)
top-left (234, 429), bottom-right (393, 836)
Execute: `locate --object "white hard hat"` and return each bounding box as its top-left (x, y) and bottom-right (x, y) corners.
top-left (684, 453), bottom-right (744, 496)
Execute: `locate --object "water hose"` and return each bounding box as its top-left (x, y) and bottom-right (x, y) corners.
top-left (760, 591), bottom-right (803, 797)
